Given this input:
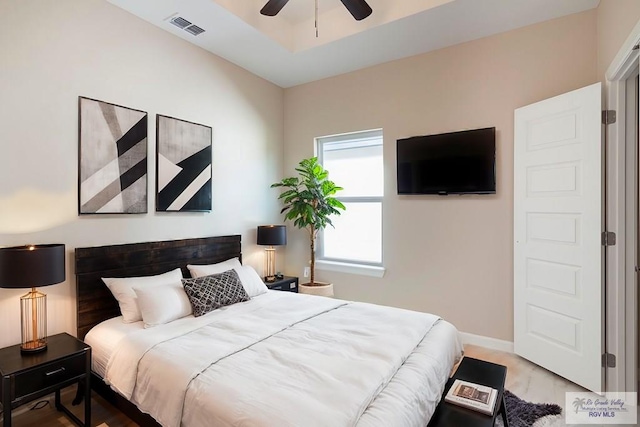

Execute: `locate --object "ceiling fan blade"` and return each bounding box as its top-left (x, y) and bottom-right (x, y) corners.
top-left (340, 0), bottom-right (372, 21)
top-left (260, 0), bottom-right (290, 16)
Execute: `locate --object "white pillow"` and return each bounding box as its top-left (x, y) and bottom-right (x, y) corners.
top-left (133, 284), bottom-right (192, 328)
top-left (102, 268), bottom-right (183, 323)
top-left (188, 260), bottom-right (267, 298)
top-left (187, 257), bottom-right (242, 278)
top-left (233, 265), bottom-right (268, 298)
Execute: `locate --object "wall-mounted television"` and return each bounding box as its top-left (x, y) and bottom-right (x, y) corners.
top-left (396, 127), bottom-right (496, 195)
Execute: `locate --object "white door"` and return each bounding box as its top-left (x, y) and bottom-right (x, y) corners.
top-left (514, 82), bottom-right (603, 392)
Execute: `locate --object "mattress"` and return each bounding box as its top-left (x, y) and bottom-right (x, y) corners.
top-left (91, 291), bottom-right (462, 427)
top-left (85, 315), bottom-right (144, 378)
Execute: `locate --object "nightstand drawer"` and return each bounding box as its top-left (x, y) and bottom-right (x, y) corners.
top-left (13, 352), bottom-right (86, 400)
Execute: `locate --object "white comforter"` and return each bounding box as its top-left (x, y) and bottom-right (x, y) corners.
top-left (104, 291), bottom-right (461, 427)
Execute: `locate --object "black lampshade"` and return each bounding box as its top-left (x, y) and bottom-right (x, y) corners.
top-left (0, 244), bottom-right (66, 289)
top-left (257, 225), bottom-right (287, 246)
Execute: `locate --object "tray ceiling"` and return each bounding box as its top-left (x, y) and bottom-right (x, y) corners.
top-left (107, 0), bottom-right (600, 88)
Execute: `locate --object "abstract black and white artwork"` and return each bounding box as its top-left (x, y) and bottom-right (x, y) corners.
top-left (156, 115), bottom-right (212, 212)
top-left (78, 97), bottom-right (148, 214)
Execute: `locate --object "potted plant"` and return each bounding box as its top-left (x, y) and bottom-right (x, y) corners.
top-left (271, 157), bottom-right (345, 296)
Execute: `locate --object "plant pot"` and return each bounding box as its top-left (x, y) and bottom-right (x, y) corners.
top-left (298, 281), bottom-right (334, 297)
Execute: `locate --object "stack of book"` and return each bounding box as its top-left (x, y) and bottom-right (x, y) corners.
top-left (444, 379), bottom-right (499, 416)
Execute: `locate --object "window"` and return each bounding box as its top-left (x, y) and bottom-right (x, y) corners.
top-left (316, 129), bottom-right (383, 273)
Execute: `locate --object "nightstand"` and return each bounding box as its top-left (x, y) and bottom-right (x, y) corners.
top-left (0, 333), bottom-right (91, 427)
top-left (264, 276), bottom-right (299, 292)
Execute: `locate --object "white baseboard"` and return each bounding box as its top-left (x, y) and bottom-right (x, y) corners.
top-left (460, 332), bottom-right (514, 353)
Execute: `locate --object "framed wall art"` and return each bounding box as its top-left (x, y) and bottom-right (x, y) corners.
top-left (156, 115), bottom-right (212, 212)
top-left (78, 97), bottom-right (148, 214)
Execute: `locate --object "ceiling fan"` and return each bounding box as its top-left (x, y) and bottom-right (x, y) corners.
top-left (260, 0), bottom-right (373, 21)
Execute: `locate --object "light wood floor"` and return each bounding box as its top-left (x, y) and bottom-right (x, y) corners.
top-left (1, 345), bottom-right (591, 426)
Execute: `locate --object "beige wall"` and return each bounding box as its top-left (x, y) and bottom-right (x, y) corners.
top-left (282, 11), bottom-right (598, 341)
top-left (0, 0), bottom-right (284, 348)
top-left (597, 0), bottom-right (640, 79)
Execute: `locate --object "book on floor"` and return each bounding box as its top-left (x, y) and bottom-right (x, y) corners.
top-left (444, 379), bottom-right (498, 416)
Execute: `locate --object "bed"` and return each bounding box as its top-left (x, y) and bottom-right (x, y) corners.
top-left (75, 235), bottom-right (463, 427)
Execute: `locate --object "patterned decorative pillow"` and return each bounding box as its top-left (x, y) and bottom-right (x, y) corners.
top-left (181, 269), bottom-right (250, 317)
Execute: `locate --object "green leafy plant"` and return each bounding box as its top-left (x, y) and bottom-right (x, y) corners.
top-left (271, 157), bottom-right (345, 286)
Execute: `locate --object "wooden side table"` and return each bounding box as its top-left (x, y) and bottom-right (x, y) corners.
top-left (0, 333), bottom-right (91, 427)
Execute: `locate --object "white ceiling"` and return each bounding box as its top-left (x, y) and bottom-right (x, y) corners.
top-left (106, 0), bottom-right (600, 88)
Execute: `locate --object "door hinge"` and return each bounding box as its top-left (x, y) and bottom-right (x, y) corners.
top-left (602, 353), bottom-right (616, 368)
top-left (602, 110), bottom-right (617, 125)
top-left (602, 231), bottom-right (616, 246)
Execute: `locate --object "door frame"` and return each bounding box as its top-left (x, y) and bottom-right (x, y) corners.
top-left (605, 18), bottom-right (640, 393)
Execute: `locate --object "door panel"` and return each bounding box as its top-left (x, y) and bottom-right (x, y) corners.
top-left (514, 82), bottom-right (602, 392)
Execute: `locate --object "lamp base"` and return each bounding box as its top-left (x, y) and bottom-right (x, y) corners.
top-left (21, 339), bottom-right (47, 353)
top-left (20, 288), bottom-right (48, 355)
top-left (263, 247), bottom-right (277, 282)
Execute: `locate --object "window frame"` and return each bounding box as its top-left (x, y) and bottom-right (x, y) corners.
top-left (315, 129), bottom-right (384, 272)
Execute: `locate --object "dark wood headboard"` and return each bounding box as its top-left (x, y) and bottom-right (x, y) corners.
top-left (75, 235), bottom-right (241, 340)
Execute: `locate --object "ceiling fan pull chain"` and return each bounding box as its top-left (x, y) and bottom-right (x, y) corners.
top-left (315, 0), bottom-right (319, 38)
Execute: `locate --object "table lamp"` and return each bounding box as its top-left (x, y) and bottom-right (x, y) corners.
top-left (0, 244), bottom-right (65, 353)
top-left (257, 225), bottom-right (286, 282)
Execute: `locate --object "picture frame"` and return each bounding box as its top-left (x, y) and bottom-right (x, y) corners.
top-left (156, 115), bottom-right (212, 212)
top-left (78, 97), bottom-right (148, 214)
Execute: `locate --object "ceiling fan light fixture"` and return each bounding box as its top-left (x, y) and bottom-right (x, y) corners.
top-left (260, 0), bottom-right (372, 21)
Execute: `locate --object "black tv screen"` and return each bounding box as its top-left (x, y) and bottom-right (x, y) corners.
top-left (396, 127), bottom-right (496, 195)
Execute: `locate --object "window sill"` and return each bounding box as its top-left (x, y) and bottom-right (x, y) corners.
top-left (315, 260), bottom-right (386, 278)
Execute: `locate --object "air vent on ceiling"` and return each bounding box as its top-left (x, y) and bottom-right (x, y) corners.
top-left (184, 25), bottom-right (205, 36)
top-left (169, 16), bottom-right (191, 29)
top-left (167, 15), bottom-right (205, 36)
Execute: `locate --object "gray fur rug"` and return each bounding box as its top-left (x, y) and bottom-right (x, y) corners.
top-left (495, 390), bottom-right (563, 427)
